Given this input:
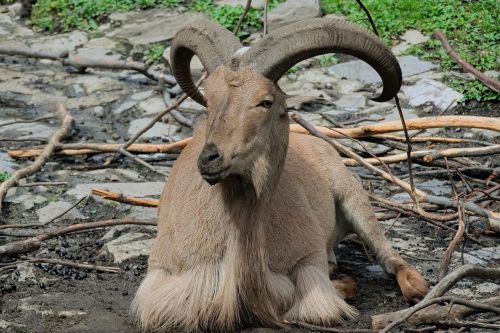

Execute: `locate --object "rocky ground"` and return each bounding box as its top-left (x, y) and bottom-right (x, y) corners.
top-left (0, 1), bottom-right (499, 332)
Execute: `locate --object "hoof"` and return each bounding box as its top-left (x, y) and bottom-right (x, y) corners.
top-left (396, 266), bottom-right (429, 303)
top-left (331, 276), bottom-right (357, 300)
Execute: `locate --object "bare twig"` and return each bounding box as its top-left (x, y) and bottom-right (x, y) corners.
top-left (433, 29), bottom-right (500, 92)
top-left (285, 320), bottom-right (374, 333)
top-left (0, 103), bottom-right (73, 211)
top-left (0, 219), bottom-right (156, 258)
top-left (233, 0), bottom-right (253, 35)
top-left (20, 256), bottom-right (121, 273)
top-left (438, 205), bottom-right (465, 280)
top-left (18, 181), bottom-right (68, 187)
top-left (264, 0), bottom-right (269, 35)
top-left (91, 188), bottom-right (160, 207)
top-left (0, 114), bottom-right (55, 127)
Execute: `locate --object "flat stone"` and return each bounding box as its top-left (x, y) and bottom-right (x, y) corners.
top-left (403, 78), bottom-right (463, 110)
top-left (13, 262), bottom-right (37, 283)
top-left (36, 201), bottom-right (87, 224)
top-left (0, 319), bottom-right (26, 330)
top-left (29, 31), bottom-right (88, 54)
top-left (126, 206), bottom-right (158, 220)
top-left (0, 152), bottom-right (19, 173)
top-left (468, 246), bottom-right (500, 262)
top-left (332, 93), bottom-right (366, 110)
top-left (0, 121), bottom-right (55, 140)
top-left (267, 0), bottom-right (320, 32)
top-left (139, 96), bottom-right (165, 115)
top-left (328, 55), bottom-right (437, 84)
top-left (99, 232), bottom-right (154, 264)
top-left (107, 12), bottom-right (206, 46)
top-left (74, 37), bottom-right (122, 62)
top-left (68, 75), bottom-right (126, 94)
top-left (112, 100), bottom-right (138, 115)
top-left (5, 193), bottom-right (47, 210)
top-left (476, 282), bottom-right (499, 294)
top-left (392, 30), bottom-right (429, 55)
top-left (67, 182), bottom-right (164, 199)
top-left (64, 84), bottom-right (86, 97)
top-left (131, 90), bottom-right (154, 101)
top-left (128, 118), bottom-right (180, 138)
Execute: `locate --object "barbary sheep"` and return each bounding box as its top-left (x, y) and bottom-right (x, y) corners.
top-left (132, 18), bottom-right (429, 332)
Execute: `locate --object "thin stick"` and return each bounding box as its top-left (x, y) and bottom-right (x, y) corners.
top-left (18, 181), bottom-right (68, 187)
top-left (0, 114), bottom-right (55, 127)
top-left (20, 256), bottom-right (121, 273)
top-left (433, 29), bottom-right (500, 92)
top-left (264, 0), bottom-right (269, 35)
top-left (0, 103), bottom-right (73, 211)
top-left (285, 320), bottom-right (374, 333)
top-left (233, 0), bottom-right (253, 35)
top-left (438, 205), bottom-right (465, 280)
top-left (0, 218), bottom-right (156, 258)
top-left (91, 188), bottom-right (160, 207)
top-left (379, 296), bottom-right (500, 333)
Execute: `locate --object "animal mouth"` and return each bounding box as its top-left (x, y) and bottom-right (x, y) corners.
top-left (200, 166), bottom-right (230, 185)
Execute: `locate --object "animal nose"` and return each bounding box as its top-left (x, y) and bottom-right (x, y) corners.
top-left (198, 143), bottom-right (223, 167)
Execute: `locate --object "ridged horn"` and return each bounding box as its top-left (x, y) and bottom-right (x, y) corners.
top-left (170, 19), bottom-right (243, 106)
top-left (240, 18), bottom-right (401, 102)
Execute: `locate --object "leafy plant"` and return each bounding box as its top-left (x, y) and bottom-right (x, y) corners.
top-left (0, 171), bottom-right (10, 182)
top-left (145, 43), bottom-right (166, 62)
top-left (318, 55), bottom-right (337, 67)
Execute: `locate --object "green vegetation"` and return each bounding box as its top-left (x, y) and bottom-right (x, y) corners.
top-left (145, 43), bottom-right (166, 62)
top-left (0, 171), bottom-right (10, 182)
top-left (31, 0), bottom-right (181, 32)
top-left (320, 0), bottom-right (499, 102)
top-left (318, 55), bottom-right (337, 67)
top-left (189, 0), bottom-right (262, 37)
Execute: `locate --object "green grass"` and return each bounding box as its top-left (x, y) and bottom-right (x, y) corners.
top-left (321, 0), bottom-right (499, 102)
top-left (145, 43), bottom-right (166, 62)
top-left (0, 171), bottom-right (10, 182)
top-left (31, 0), bottom-right (182, 32)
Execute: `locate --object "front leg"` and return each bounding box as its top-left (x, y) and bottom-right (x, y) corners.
top-left (284, 253), bottom-right (357, 325)
top-left (335, 175), bottom-right (429, 302)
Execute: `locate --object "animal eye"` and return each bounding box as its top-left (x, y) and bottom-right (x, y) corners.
top-left (258, 100), bottom-right (273, 109)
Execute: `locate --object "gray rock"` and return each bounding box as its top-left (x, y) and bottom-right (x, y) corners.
top-left (36, 201), bottom-right (87, 224)
top-left (332, 93), bottom-right (366, 110)
top-left (0, 13), bottom-right (13, 36)
top-left (267, 0), bottom-right (320, 32)
top-left (131, 90), bottom-right (154, 101)
top-left (126, 206), bottom-right (158, 220)
top-left (107, 12), bottom-right (206, 46)
top-left (467, 246), bottom-right (500, 262)
top-left (476, 282), bottom-right (499, 294)
top-left (5, 193), bottom-right (47, 210)
top-left (0, 152), bottom-right (19, 173)
top-left (64, 84), bottom-right (86, 97)
top-left (112, 100), bottom-right (138, 115)
top-left (74, 37), bottom-right (122, 62)
top-left (328, 55), bottom-right (437, 84)
top-left (139, 96), bottom-right (165, 115)
top-left (403, 78), bottom-right (463, 110)
top-left (13, 262), bottom-right (37, 283)
top-left (0, 90), bottom-right (32, 107)
top-left (88, 106), bottom-right (104, 116)
top-left (99, 232), bottom-right (154, 264)
top-left (128, 118), bottom-right (179, 138)
top-left (29, 31), bottom-right (88, 54)
top-left (392, 30), bottom-right (429, 55)
top-left (0, 121), bottom-right (55, 140)
top-left (67, 182), bottom-right (164, 199)
top-left (0, 319), bottom-right (26, 330)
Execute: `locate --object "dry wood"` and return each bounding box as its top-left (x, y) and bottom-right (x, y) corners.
top-left (285, 320), bottom-right (374, 333)
top-left (9, 115), bottom-right (500, 158)
top-left (0, 219), bottom-right (156, 258)
top-left (91, 188), bottom-right (160, 207)
top-left (343, 144), bottom-right (500, 166)
top-left (20, 256), bottom-right (121, 273)
top-left (433, 29), bottom-right (500, 92)
top-left (375, 134), bottom-right (493, 146)
top-left (0, 103), bottom-right (73, 211)
top-left (292, 114), bottom-right (500, 230)
top-left (0, 45), bottom-right (68, 59)
top-left (438, 206), bottom-right (465, 280)
top-left (18, 181), bottom-right (68, 187)
top-left (0, 114), bottom-right (55, 127)
top-left (373, 296), bottom-right (500, 331)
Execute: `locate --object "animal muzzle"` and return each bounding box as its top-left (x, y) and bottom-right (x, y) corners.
top-left (198, 143), bottom-right (229, 185)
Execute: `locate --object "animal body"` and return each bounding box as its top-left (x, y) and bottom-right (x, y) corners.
top-left (132, 18), bottom-right (429, 332)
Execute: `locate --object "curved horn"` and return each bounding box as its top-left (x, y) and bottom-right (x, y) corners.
top-left (240, 18), bottom-right (401, 102)
top-left (170, 20), bottom-right (242, 106)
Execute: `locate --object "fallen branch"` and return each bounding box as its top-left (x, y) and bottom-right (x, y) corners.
top-left (285, 320), bottom-right (374, 333)
top-left (372, 265), bottom-right (500, 329)
top-left (343, 144), bottom-right (500, 166)
top-left (433, 29), bottom-right (500, 92)
top-left (20, 256), bottom-right (121, 273)
top-left (0, 218), bottom-right (156, 258)
top-left (91, 188), bottom-right (160, 207)
top-left (438, 205), bottom-right (465, 280)
top-left (9, 115), bottom-right (500, 158)
top-left (0, 103), bottom-right (73, 211)
top-left (377, 296), bottom-right (500, 332)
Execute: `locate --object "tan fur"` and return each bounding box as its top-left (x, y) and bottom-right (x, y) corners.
top-left (132, 66), bottom-right (428, 332)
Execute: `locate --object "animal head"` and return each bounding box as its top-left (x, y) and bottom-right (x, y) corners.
top-left (170, 18), bottom-right (402, 188)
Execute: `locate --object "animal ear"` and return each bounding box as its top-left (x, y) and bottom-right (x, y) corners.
top-left (241, 18), bottom-right (401, 102)
top-left (170, 19), bottom-right (242, 107)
